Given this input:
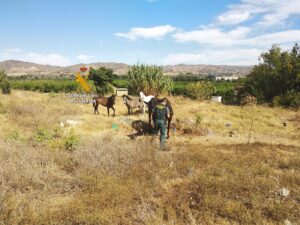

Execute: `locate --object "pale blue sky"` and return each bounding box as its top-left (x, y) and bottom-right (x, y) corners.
top-left (1, 0), bottom-right (300, 66)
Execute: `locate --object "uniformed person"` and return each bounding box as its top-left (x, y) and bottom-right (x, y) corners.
top-left (152, 98), bottom-right (170, 149)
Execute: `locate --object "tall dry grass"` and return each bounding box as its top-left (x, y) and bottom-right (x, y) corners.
top-left (0, 90), bottom-right (299, 224)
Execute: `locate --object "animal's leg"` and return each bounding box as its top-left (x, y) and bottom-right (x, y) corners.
top-left (94, 105), bottom-right (98, 114)
top-left (148, 110), bottom-right (151, 126)
top-left (167, 117), bottom-right (172, 139)
top-left (127, 106), bottom-right (130, 115)
top-left (111, 106), bottom-right (116, 116)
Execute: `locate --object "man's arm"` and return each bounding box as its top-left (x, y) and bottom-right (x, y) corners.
top-left (166, 106), bottom-right (171, 119)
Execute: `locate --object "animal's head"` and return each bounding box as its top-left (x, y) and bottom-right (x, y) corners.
top-left (139, 92), bottom-right (145, 99)
top-left (122, 94), bottom-right (127, 103)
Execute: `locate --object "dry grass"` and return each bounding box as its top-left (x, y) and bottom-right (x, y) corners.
top-left (0, 90), bottom-right (299, 225)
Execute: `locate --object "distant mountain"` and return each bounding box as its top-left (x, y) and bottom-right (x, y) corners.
top-left (0, 60), bottom-right (253, 77)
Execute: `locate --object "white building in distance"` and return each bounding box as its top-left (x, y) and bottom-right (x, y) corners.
top-left (216, 75), bottom-right (239, 81)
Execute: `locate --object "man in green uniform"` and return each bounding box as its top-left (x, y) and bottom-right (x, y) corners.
top-left (152, 98), bottom-right (170, 149)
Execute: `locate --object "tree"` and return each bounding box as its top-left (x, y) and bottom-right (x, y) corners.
top-left (186, 81), bottom-right (216, 100)
top-left (88, 67), bottom-right (116, 94)
top-left (128, 64), bottom-right (173, 95)
top-left (243, 44), bottom-right (300, 108)
top-left (0, 70), bottom-right (11, 94)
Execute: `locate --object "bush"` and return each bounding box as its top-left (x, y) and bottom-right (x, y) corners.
top-left (88, 67), bottom-right (116, 95)
top-left (243, 44), bottom-right (300, 107)
top-left (96, 83), bottom-right (115, 95)
top-left (128, 64), bottom-right (173, 95)
top-left (35, 128), bottom-right (52, 143)
top-left (186, 81), bottom-right (216, 100)
top-left (1, 80), bottom-right (11, 94)
top-left (64, 129), bottom-right (79, 152)
top-left (273, 90), bottom-right (300, 110)
top-left (9, 80), bottom-right (79, 93)
top-left (222, 89), bottom-right (238, 105)
top-left (0, 70), bottom-right (11, 94)
top-left (172, 86), bottom-right (187, 96)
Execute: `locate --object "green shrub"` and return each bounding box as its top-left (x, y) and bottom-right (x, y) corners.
top-left (195, 113), bottom-right (204, 127)
top-left (0, 70), bottom-right (11, 94)
top-left (273, 90), bottom-right (300, 109)
top-left (96, 83), bottom-right (115, 95)
top-left (222, 89), bottom-right (238, 105)
top-left (112, 79), bottom-right (129, 88)
top-left (186, 81), bottom-right (216, 100)
top-left (64, 129), bottom-right (79, 152)
top-left (128, 64), bottom-right (173, 95)
top-left (5, 130), bottom-right (24, 142)
top-left (243, 44), bottom-right (300, 107)
top-left (35, 128), bottom-right (51, 143)
top-left (1, 80), bottom-right (11, 94)
top-left (9, 80), bottom-right (79, 93)
top-left (88, 67), bottom-right (116, 95)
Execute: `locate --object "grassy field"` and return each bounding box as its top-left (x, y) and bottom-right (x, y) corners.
top-left (0, 90), bottom-right (299, 225)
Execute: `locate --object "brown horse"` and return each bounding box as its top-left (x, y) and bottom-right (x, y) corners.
top-left (93, 94), bottom-right (116, 116)
top-left (148, 97), bottom-right (173, 139)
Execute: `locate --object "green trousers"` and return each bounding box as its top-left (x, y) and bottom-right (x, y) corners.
top-left (153, 119), bottom-right (167, 147)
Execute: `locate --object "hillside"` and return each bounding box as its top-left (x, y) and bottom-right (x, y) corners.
top-left (0, 60), bottom-right (252, 77)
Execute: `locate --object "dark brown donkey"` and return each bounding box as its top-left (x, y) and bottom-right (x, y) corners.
top-left (148, 98), bottom-right (173, 138)
top-left (93, 94), bottom-right (116, 116)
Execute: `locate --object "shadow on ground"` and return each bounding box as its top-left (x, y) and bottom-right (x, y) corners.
top-left (127, 120), bottom-right (150, 140)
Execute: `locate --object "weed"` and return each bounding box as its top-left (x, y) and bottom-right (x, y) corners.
top-left (63, 129), bottom-right (79, 152)
top-left (195, 113), bottom-right (204, 127)
top-left (5, 130), bottom-right (23, 142)
top-left (35, 128), bottom-right (51, 143)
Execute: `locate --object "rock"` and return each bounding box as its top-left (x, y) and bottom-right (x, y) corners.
top-left (278, 188), bottom-right (290, 197)
top-left (211, 96), bottom-right (222, 103)
top-left (284, 219), bottom-right (292, 225)
top-left (66, 120), bottom-right (80, 126)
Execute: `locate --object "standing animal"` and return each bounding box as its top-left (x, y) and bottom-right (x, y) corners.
top-left (140, 92), bottom-right (155, 104)
top-left (93, 94), bottom-right (116, 116)
top-left (122, 95), bottom-right (144, 115)
top-left (139, 91), bottom-right (155, 113)
top-left (148, 97), bottom-right (173, 139)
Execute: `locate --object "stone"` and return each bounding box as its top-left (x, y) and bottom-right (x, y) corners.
top-left (284, 219), bottom-right (292, 225)
top-left (278, 188), bottom-right (290, 197)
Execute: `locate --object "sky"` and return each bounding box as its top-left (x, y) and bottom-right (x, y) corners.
top-left (1, 0), bottom-right (300, 66)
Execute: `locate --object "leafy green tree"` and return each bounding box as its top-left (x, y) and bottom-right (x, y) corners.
top-left (244, 44), bottom-right (300, 108)
top-left (0, 70), bottom-right (11, 94)
top-left (128, 64), bottom-right (173, 95)
top-left (88, 67), bottom-right (116, 94)
top-left (186, 81), bottom-right (216, 100)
